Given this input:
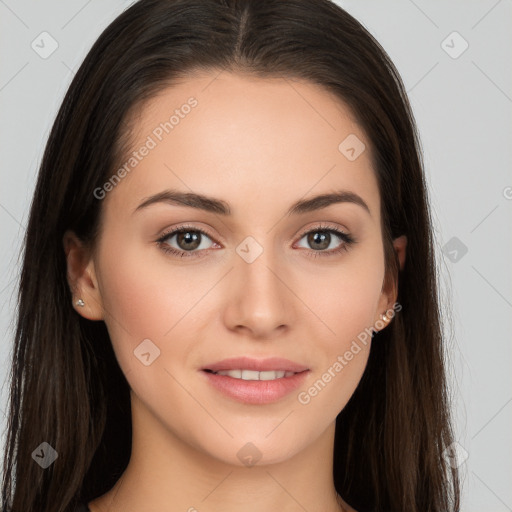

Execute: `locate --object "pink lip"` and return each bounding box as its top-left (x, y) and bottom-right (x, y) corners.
top-left (202, 356), bottom-right (309, 373)
top-left (201, 369), bottom-right (310, 404)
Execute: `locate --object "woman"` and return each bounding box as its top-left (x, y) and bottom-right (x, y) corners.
top-left (1, 0), bottom-right (460, 511)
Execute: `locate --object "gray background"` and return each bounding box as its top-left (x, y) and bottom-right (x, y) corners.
top-left (1, 0), bottom-right (511, 510)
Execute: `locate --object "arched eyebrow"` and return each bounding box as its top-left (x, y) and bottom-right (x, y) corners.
top-left (132, 189), bottom-right (371, 217)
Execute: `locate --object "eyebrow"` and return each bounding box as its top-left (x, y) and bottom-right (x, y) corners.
top-left (133, 188), bottom-right (371, 217)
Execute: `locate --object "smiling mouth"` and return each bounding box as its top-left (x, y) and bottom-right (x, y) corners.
top-left (203, 369), bottom-right (302, 380)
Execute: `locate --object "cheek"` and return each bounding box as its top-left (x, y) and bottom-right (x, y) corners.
top-left (96, 238), bottom-right (228, 388)
top-left (296, 267), bottom-right (381, 413)
top-left (297, 247), bottom-right (385, 345)
top-left (294, 246), bottom-right (383, 406)
top-left (96, 241), bottom-right (191, 368)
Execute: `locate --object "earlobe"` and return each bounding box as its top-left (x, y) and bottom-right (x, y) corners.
top-left (62, 230), bottom-right (104, 321)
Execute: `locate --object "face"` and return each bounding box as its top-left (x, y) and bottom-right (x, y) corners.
top-left (65, 71), bottom-right (405, 467)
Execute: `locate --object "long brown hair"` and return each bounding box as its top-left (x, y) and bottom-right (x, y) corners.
top-left (1, 0), bottom-right (460, 510)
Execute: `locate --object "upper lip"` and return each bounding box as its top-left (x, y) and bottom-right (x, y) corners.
top-left (202, 357), bottom-right (309, 373)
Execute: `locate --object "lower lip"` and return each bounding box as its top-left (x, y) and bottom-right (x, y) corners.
top-left (201, 370), bottom-right (310, 404)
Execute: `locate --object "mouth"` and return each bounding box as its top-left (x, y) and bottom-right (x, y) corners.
top-left (202, 368), bottom-right (303, 380)
top-left (200, 357), bottom-right (310, 403)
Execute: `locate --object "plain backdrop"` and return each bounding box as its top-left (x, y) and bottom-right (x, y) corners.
top-left (0, 1), bottom-right (511, 510)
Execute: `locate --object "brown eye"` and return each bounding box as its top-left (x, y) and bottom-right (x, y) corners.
top-left (295, 224), bottom-right (356, 258)
top-left (156, 225), bottom-right (216, 258)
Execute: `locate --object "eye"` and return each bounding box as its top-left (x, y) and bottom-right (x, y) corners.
top-left (295, 223), bottom-right (356, 258)
top-left (156, 224), bottom-right (217, 259)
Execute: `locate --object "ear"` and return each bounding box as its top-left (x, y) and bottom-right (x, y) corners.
top-left (63, 230), bottom-right (104, 321)
top-left (374, 234), bottom-right (407, 328)
top-left (395, 234), bottom-right (407, 271)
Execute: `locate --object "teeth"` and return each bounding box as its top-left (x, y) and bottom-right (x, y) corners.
top-left (214, 369), bottom-right (296, 380)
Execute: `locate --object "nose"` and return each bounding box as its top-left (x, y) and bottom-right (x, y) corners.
top-left (221, 245), bottom-right (294, 339)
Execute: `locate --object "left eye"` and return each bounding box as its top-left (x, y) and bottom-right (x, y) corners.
top-left (296, 229), bottom-right (347, 252)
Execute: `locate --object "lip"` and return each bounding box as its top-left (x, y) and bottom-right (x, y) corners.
top-left (201, 369), bottom-right (310, 404)
top-left (202, 356), bottom-right (309, 373)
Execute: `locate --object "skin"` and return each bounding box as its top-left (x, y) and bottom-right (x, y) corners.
top-left (64, 70), bottom-right (406, 512)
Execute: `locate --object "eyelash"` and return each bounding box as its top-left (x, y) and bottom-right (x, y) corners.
top-left (155, 223), bottom-right (357, 260)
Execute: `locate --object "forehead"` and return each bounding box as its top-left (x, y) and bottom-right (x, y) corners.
top-left (103, 71), bottom-right (380, 222)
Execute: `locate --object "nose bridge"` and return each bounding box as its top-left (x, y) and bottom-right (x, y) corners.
top-left (224, 233), bottom-right (292, 335)
top-left (236, 233), bottom-right (283, 300)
